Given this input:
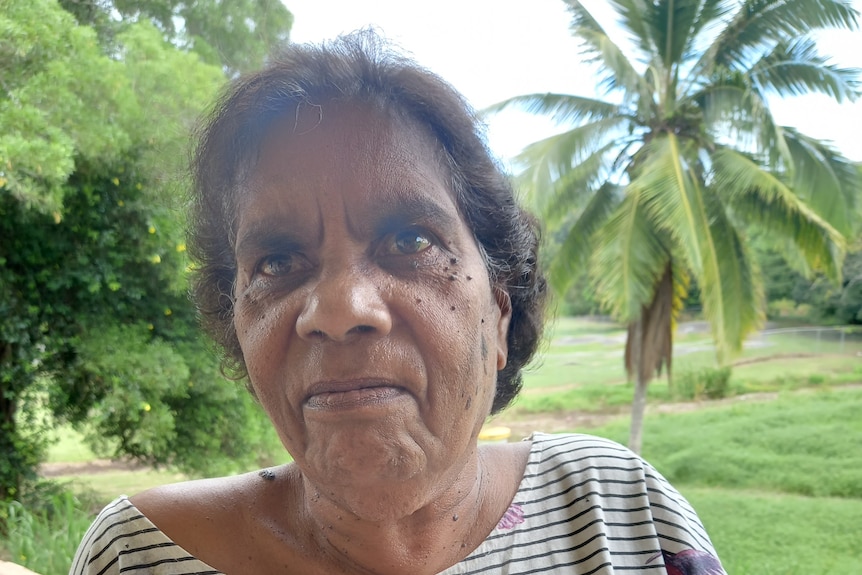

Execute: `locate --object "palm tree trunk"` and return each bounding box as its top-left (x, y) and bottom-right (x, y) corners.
top-left (628, 316), bottom-right (647, 455)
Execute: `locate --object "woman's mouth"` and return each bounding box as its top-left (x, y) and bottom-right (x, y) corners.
top-left (304, 382), bottom-right (408, 411)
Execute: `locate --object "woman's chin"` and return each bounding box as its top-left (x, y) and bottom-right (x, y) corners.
top-left (302, 425), bottom-right (430, 485)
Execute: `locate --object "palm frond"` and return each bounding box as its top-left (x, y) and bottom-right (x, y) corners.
top-left (750, 38), bottom-right (861, 102)
top-left (697, 190), bottom-right (764, 361)
top-left (712, 147), bottom-right (846, 281)
top-left (700, 0), bottom-right (859, 73)
top-left (590, 191), bottom-right (670, 322)
top-left (622, 134), bottom-right (764, 360)
top-left (682, 0), bottom-right (736, 61)
top-left (650, 0), bottom-right (710, 69)
top-left (782, 127), bottom-right (860, 235)
top-left (519, 140), bottom-right (625, 225)
top-left (483, 93), bottom-right (625, 126)
top-left (548, 182), bottom-right (623, 294)
top-left (750, 0), bottom-right (860, 38)
top-left (623, 260), bottom-right (690, 383)
top-left (606, 0), bottom-right (659, 57)
top-left (564, 0), bottom-right (657, 106)
top-left (630, 134), bottom-right (707, 270)
top-left (518, 116), bottom-right (631, 175)
top-left (512, 122), bottom-right (627, 216)
top-left (692, 72), bottom-right (792, 167)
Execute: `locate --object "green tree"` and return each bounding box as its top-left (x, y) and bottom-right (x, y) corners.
top-left (0, 0), bottom-right (290, 500)
top-left (59, 0), bottom-right (294, 75)
top-left (0, 0), bottom-right (134, 210)
top-left (759, 237), bottom-right (862, 323)
top-left (489, 0), bottom-right (861, 453)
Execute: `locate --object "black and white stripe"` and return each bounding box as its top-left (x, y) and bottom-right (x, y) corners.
top-left (69, 433), bottom-right (724, 574)
top-left (439, 433), bottom-right (723, 574)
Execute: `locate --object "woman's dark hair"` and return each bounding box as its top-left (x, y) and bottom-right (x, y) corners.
top-left (189, 30), bottom-right (546, 414)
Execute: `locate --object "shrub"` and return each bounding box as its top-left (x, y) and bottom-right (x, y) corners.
top-left (672, 367), bottom-right (732, 400)
top-left (0, 482), bottom-right (95, 575)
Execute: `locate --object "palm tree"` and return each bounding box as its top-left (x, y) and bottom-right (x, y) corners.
top-left (488, 0), bottom-right (861, 453)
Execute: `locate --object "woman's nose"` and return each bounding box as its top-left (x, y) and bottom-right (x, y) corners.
top-left (295, 264), bottom-right (393, 342)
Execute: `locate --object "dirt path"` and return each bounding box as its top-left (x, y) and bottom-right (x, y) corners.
top-left (490, 383), bottom-right (862, 441)
top-left (39, 458), bottom-right (148, 478)
top-left (489, 390), bottom-right (785, 441)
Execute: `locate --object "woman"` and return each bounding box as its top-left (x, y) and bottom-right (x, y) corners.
top-left (71, 32), bottom-right (725, 575)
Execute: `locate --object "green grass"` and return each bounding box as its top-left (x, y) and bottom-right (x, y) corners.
top-left (0, 488), bottom-right (96, 575)
top-left (685, 488), bottom-right (862, 575)
top-left (45, 427), bottom-right (98, 464)
top-left (587, 386), bottom-right (862, 498)
top-left (576, 386), bottom-right (862, 572)
top-left (511, 317), bottom-right (862, 414)
top-left (56, 469), bottom-right (187, 504)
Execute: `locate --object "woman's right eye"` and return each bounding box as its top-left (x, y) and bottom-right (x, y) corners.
top-left (383, 229), bottom-right (434, 256)
top-left (258, 254), bottom-right (294, 277)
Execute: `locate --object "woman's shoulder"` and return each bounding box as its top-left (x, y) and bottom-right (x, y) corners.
top-left (69, 495), bottom-right (222, 575)
top-left (129, 469), bottom-right (261, 530)
top-left (131, 464), bottom-right (303, 553)
top-left (71, 464), bottom-right (304, 575)
top-left (525, 432), bottom-right (643, 468)
top-left (523, 432), bottom-right (677, 494)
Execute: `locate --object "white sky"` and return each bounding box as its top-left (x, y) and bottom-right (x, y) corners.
top-left (284, 0), bottom-right (862, 163)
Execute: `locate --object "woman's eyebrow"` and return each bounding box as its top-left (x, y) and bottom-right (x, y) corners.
top-left (372, 193), bottom-right (459, 233)
top-left (235, 223), bottom-right (302, 260)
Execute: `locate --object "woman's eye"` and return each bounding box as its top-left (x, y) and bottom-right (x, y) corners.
top-left (387, 230), bottom-right (433, 255)
top-left (258, 254), bottom-right (293, 276)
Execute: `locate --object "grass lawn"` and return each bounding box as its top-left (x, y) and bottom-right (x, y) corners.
top-left (510, 317), bottom-right (862, 413)
top-left (584, 386), bottom-right (862, 573)
top-left (685, 488), bottom-right (862, 575)
top-left (45, 427), bottom-right (97, 464)
top-left (54, 469), bottom-right (187, 503)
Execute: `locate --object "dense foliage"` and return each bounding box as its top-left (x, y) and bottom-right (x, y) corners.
top-left (490, 0), bottom-right (861, 452)
top-left (0, 0), bottom-right (291, 501)
top-left (59, 0), bottom-right (293, 76)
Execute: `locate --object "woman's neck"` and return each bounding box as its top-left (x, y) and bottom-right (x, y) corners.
top-left (297, 442), bottom-right (529, 575)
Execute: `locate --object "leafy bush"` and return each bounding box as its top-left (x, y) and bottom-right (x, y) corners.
top-left (671, 367), bottom-right (732, 400)
top-left (0, 483), bottom-right (95, 575)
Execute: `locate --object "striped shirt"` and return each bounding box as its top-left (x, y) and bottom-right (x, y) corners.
top-left (70, 433), bottom-right (724, 574)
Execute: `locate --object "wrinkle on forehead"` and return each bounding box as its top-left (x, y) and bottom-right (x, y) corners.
top-left (234, 100), bottom-right (464, 254)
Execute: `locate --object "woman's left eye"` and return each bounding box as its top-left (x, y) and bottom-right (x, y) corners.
top-left (258, 254), bottom-right (294, 277)
top-left (383, 230), bottom-right (434, 255)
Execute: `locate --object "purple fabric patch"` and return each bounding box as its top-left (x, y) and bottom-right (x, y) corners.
top-left (496, 503), bottom-right (525, 530)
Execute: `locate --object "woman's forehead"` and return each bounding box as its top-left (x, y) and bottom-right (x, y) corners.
top-left (257, 100), bottom-right (444, 164)
top-left (236, 101), bottom-right (465, 238)
top-left (248, 102), bottom-right (454, 194)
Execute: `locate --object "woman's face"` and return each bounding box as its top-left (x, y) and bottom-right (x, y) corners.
top-left (232, 102), bottom-right (510, 511)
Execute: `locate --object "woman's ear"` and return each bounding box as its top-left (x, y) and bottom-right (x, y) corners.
top-left (493, 287), bottom-right (512, 370)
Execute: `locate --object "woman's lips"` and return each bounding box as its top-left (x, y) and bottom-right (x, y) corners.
top-left (304, 382), bottom-right (408, 411)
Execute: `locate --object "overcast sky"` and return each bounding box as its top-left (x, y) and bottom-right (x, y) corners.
top-left (284, 0), bottom-right (862, 163)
